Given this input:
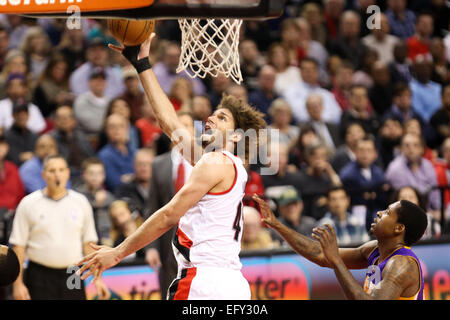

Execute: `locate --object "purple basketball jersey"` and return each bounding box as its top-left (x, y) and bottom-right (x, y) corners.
top-left (364, 246), bottom-right (424, 300)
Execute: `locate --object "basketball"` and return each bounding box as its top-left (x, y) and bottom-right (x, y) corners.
top-left (107, 19), bottom-right (155, 46)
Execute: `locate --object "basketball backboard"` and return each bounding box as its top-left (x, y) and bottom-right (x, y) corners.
top-left (14, 0), bottom-right (285, 20)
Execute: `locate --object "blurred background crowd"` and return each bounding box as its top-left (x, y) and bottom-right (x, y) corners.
top-left (0, 0), bottom-right (449, 261)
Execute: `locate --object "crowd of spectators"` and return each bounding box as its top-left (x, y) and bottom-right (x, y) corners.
top-left (0, 0), bottom-right (449, 263)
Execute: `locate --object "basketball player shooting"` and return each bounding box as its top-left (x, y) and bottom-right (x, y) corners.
top-left (77, 34), bottom-right (266, 300)
top-left (253, 195), bottom-right (428, 300)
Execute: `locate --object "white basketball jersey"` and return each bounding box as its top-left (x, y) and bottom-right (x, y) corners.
top-left (172, 150), bottom-right (248, 272)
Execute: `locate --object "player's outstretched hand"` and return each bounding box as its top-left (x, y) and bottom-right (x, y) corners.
top-left (312, 224), bottom-right (341, 267)
top-left (108, 33), bottom-right (156, 63)
top-left (252, 194), bottom-right (279, 228)
top-left (77, 243), bottom-right (121, 281)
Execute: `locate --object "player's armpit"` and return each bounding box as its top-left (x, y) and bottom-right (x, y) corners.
top-left (163, 152), bottom-right (228, 224)
top-left (369, 255), bottom-right (419, 300)
top-left (338, 240), bottom-right (378, 270)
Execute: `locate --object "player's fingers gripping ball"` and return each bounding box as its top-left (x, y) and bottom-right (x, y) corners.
top-left (107, 19), bottom-right (155, 46)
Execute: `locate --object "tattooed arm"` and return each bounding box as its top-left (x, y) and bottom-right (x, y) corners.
top-left (313, 225), bottom-right (420, 300)
top-left (252, 194), bottom-right (376, 269)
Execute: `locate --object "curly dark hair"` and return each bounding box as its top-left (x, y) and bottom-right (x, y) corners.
top-left (217, 94), bottom-right (267, 164)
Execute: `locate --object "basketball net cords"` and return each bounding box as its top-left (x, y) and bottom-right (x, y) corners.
top-left (177, 18), bottom-right (243, 84)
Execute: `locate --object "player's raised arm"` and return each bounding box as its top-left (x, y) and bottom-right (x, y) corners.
top-left (253, 194), bottom-right (376, 269)
top-left (77, 152), bottom-right (227, 280)
top-left (109, 34), bottom-right (199, 165)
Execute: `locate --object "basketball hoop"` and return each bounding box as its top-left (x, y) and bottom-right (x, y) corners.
top-left (18, 0), bottom-right (285, 84)
top-left (177, 18), bottom-right (243, 84)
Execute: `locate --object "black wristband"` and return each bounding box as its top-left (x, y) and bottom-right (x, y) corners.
top-left (135, 57), bottom-right (152, 74)
top-left (122, 45), bottom-right (152, 73)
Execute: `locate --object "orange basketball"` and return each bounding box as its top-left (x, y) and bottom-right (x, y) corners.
top-left (107, 19), bottom-right (155, 46)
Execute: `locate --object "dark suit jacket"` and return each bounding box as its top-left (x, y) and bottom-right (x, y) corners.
top-left (339, 161), bottom-right (389, 212)
top-left (144, 151), bottom-right (178, 299)
top-left (330, 145), bottom-right (353, 174)
top-left (325, 122), bottom-right (344, 148)
top-left (115, 180), bottom-right (148, 218)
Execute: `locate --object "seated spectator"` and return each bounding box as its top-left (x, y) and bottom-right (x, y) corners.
top-left (279, 18), bottom-right (303, 67)
top-left (241, 206), bottom-right (277, 251)
top-left (168, 77), bottom-right (193, 112)
top-left (0, 25), bottom-right (10, 71)
top-left (56, 27), bottom-right (86, 73)
top-left (225, 84), bottom-right (248, 105)
top-left (248, 65), bottom-right (279, 118)
top-left (352, 48), bottom-right (378, 88)
top-left (0, 50), bottom-right (29, 100)
top-left (323, 0), bottom-right (344, 41)
top-left (0, 135), bottom-right (25, 211)
top-left (283, 58), bottom-right (341, 124)
top-left (267, 98), bottom-right (299, 151)
top-left (266, 43), bottom-right (302, 96)
top-left (115, 148), bottom-right (155, 218)
top-left (403, 118), bottom-right (435, 162)
top-left (340, 85), bottom-right (380, 137)
top-left (339, 136), bottom-right (389, 230)
top-left (207, 72), bottom-right (232, 109)
top-left (331, 122), bottom-right (366, 173)
top-left (327, 10), bottom-right (368, 70)
top-left (49, 105), bottom-right (95, 179)
top-left (433, 137), bottom-right (450, 218)
top-left (261, 143), bottom-right (303, 200)
top-left (190, 95), bottom-right (212, 123)
top-left (97, 98), bottom-right (141, 152)
top-left (385, 133), bottom-right (441, 213)
top-left (368, 61), bottom-right (394, 116)
top-left (318, 186), bottom-right (370, 245)
top-left (331, 61), bottom-right (354, 111)
top-left (289, 123), bottom-right (321, 171)
top-left (152, 41), bottom-right (205, 96)
top-left (298, 142), bottom-right (342, 220)
top-left (32, 54), bottom-right (74, 118)
top-left (295, 18), bottom-right (329, 85)
top-left (135, 101), bottom-right (162, 148)
top-left (362, 13), bottom-right (399, 64)
top-left (69, 37), bottom-right (125, 98)
top-left (383, 82), bottom-right (425, 126)
top-left (304, 93), bottom-right (342, 153)
top-left (429, 84), bottom-right (450, 148)
top-left (388, 40), bottom-right (413, 84)
top-left (392, 186), bottom-right (441, 240)
top-left (385, 0), bottom-right (416, 39)
top-left (19, 134), bottom-right (58, 193)
top-left (0, 73), bottom-right (46, 134)
top-left (300, 2), bottom-right (327, 46)
top-left (243, 163), bottom-right (265, 208)
top-left (409, 56), bottom-right (442, 123)
top-left (375, 116), bottom-right (404, 169)
top-left (270, 187), bottom-right (317, 246)
top-left (109, 200), bottom-right (144, 259)
top-left (239, 39), bottom-right (265, 92)
top-left (429, 38), bottom-right (450, 86)
top-left (98, 114), bottom-right (136, 192)
top-left (18, 26), bottom-right (52, 84)
top-left (4, 98), bottom-right (38, 166)
top-left (406, 13), bottom-right (433, 62)
top-left (75, 157), bottom-right (114, 244)
top-left (119, 66), bottom-right (145, 123)
top-left (73, 67), bottom-right (111, 137)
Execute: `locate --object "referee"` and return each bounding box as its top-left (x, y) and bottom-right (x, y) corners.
top-left (9, 154), bottom-right (110, 300)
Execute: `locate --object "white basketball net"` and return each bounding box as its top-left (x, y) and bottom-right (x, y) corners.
top-left (177, 18), bottom-right (243, 84)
